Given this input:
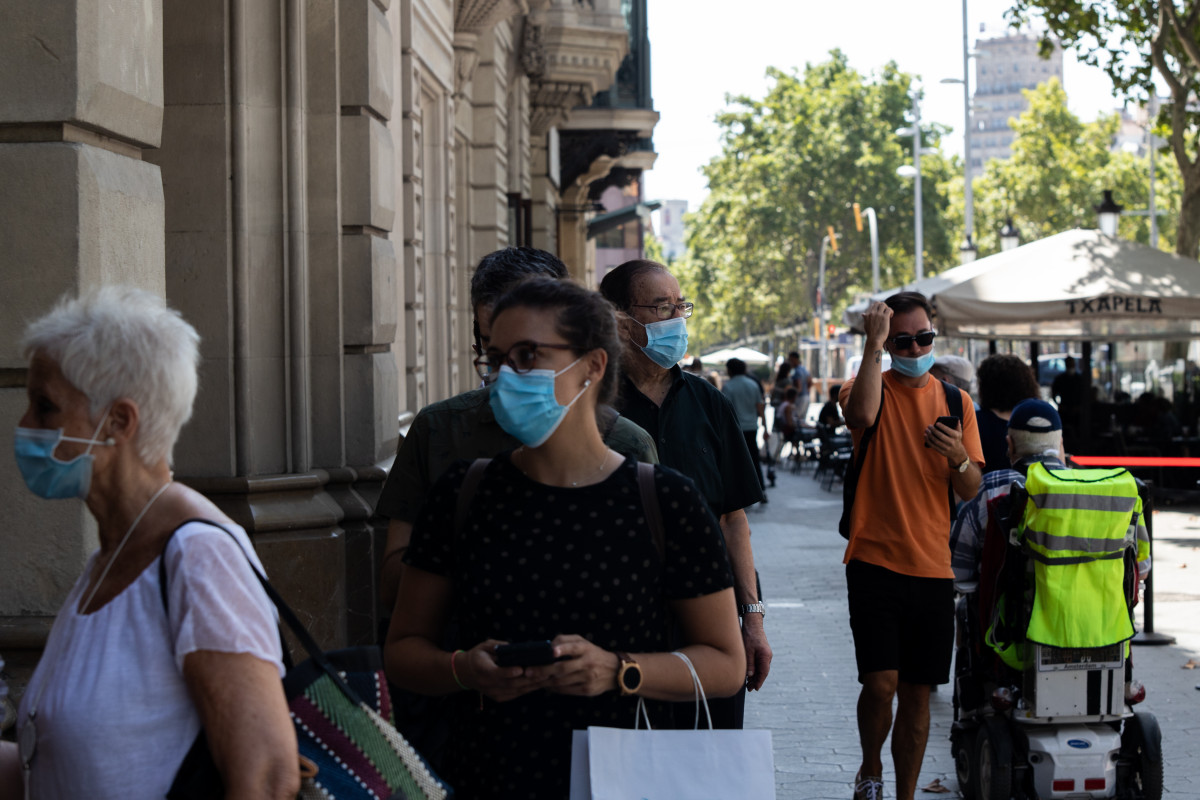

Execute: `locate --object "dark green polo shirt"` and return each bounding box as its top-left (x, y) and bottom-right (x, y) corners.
top-left (375, 387), bottom-right (659, 523)
top-left (616, 367), bottom-right (764, 517)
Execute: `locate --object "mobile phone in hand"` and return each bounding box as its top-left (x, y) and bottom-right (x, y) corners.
top-left (494, 640), bottom-right (562, 667)
top-left (925, 415), bottom-right (961, 447)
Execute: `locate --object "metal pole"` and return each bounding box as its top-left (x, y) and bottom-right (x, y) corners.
top-left (866, 207), bottom-right (880, 293)
top-left (818, 235), bottom-right (829, 387)
top-left (1132, 480), bottom-right (1177, 645)
top-left (961, 0), bottom-right (973, 251)
top-left (1149, 95), bottom-right (1159, 250)
top-left (912, 95), bottom-right (924, 281)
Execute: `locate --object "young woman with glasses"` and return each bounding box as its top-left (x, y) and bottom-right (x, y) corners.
top-left (384, 278), bottom-right (744, 800)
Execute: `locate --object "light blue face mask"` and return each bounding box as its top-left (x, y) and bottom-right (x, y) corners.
top-left (889, 348), bottom-right (937, 378)
top-left (633, 316), bottom-right (688, 369)
top-left (13, 413), bottom-right (113, 500)
top-left (489, 359), bottom-right (590, 448)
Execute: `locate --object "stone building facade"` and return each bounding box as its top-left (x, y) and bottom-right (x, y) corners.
top-left (0, 0), bottom-right (656, 679)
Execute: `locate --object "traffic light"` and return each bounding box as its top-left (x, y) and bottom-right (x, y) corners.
top-left (827, 324), bottom-right (836, 338)
top-left (828, 226), bottom-right (838, 254)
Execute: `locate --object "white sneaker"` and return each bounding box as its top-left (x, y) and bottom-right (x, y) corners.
top-left (852, 773), bottom-right (883, 800)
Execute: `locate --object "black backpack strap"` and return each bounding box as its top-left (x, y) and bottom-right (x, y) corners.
top-left (941, 379), bottom-right (965, 521)
top-left (455, 458), bottom-right (492, 538)
top-left (636, 461), bottom-right (665, 561)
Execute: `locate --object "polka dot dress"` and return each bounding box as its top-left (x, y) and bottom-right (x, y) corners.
top-left (406, 453), bottom-right (734, 800)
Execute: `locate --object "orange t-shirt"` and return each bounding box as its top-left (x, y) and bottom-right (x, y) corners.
top-left (838, 371), bottom-right (984, 578)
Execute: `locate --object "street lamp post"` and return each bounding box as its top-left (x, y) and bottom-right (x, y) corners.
top-left (1000, 217), bottom-right (1020, 251)
top-left (853, 203), bottom-right (880, 293)
top-left (897, 93), bottom-right (925, 281)
top-left (1096, 190), bottom-right (1123, 237)
top-left (817, 230), bottom-right (837, 385)
top-left (940, 0), bottom-right (976, 264)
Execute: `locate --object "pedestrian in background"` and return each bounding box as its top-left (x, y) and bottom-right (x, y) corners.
top-left (975, 354), bottom-right (1041, 474)
top-left (788, 351), bottom-right (813, 424)
top-left (723, 358), bottom-right (769, 496)
top-left (839, 293), bottom-right (984, 800)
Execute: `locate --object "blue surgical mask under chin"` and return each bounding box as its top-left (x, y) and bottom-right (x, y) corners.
top-left (489, 358), bottom-right (590, 448)
top-left (889, 348), bottom-right (937, 378)
top-left (13, 412), bottom-right (113, 500)
top-left (634, 316), bottom-right (688, 369)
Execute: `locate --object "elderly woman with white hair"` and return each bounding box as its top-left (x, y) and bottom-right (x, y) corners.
top-left (0, 287), bottom-right (299, 799)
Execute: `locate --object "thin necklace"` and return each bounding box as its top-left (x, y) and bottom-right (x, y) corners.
top-left (514, 447), bottom-right (613, 487)
top-left (19, 479), bottom-right (173, 791)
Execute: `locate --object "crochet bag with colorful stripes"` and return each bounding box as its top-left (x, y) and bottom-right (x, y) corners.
top-left (162, 523), bottom-right (453, 800)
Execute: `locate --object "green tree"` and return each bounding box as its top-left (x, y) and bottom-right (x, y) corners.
top-left (1009, 0), bottom-right (1200, 257)
top-left (677, 51), bottom-right (956, 349)
top-left (940, 78), bottom-right (1180, 254)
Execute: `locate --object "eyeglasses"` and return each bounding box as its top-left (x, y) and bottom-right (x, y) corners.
top-left (888, 331), bottom-right (936, 351)
top-left (473, 340), bottom-right (579, 381)
top-left (629, 301), bottom-right (694, 320)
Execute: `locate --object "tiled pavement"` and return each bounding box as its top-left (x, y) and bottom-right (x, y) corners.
top-left (742, 458), bottom-right (1200, 799)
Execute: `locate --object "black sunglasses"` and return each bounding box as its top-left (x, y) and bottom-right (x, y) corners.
top-left (888, 331), bottom-right (936, 350)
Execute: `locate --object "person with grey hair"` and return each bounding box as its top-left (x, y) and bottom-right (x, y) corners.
top-left (1, 286), bottom-right (299, 799)
top-left (930, 354), bottom-right (975, 397)
top-left (950, 398), bottom-right (1148, 593)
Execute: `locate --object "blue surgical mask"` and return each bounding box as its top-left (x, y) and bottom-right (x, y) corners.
top-left (633, 316), bottom-right (688, 369)
top-left (490, 359), bottom-right (590, 447)
top-left (889, 348), bottom-right (937, 378)
top-left (14, 413), bottom-right (112, 500)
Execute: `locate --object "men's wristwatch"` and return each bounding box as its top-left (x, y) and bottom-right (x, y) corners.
top-left (955, 457), bottom-right (971, 473)
top-left (615, 651), bottom-right (642, 696)
top-left (739, 602), bottom-right (766, 617)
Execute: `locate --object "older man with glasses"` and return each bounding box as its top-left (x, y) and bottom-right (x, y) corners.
top-left (838, 291), bottom-right (984, 800)
top-left (599, 259), bottom-right (771, 732)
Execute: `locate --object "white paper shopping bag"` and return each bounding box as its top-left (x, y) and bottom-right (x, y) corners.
top-left (583, 726), bottom-right (775, 799)
top-left (568, 651), bottom-right (776, 800)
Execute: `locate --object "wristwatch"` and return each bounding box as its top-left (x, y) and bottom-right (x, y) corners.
top-left (615, 651), bottom-right (643, 696)
top-left (955, 457), bottom-right (971, 473)
top-left (739, 602), bottom-right (766, 617)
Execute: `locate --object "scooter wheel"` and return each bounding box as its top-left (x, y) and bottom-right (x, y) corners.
top-left (952, 729), bottom-right (977, 800)
top-left (1120, 712), bottom-right (1163, 800)
top-left (974, 724), bottom-right (1012, 800)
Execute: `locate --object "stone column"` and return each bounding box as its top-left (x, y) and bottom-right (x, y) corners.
top-left (0, 0), bottom-right (166, 686)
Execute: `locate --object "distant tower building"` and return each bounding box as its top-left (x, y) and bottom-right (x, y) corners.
top-left (969, 28), bottom-right (1063, 176)
top-left (658, 200), bottom-right (688, 262)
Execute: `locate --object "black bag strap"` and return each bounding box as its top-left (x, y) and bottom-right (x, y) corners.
top-left (455, 458), bottom-right (492, 537)
top-left (942, 380), bottom-right (964, 523)
top-left (636, 461), bottom-right (665, 561)
top-left (159, 520), bottom-right (364, 706)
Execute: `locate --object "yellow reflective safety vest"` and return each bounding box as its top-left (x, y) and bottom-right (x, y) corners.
top-left (1019, 463), bottom-right (1140, 649)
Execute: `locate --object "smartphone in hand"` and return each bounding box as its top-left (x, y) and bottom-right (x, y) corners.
top-left (494, 640), bottom-right (563, 667)
top-left (925, 415), bottom-right (961, 447)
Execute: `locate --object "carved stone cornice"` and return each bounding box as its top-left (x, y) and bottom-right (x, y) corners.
top-left (453, 0), bottom-right (551, 96)
top-left (521, 0), bottom-right (629, 135)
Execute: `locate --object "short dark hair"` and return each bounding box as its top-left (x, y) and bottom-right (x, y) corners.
top-left (727, 358), bottom-right (746, 376)
top-left (884, 291), bottom-right (933, 322)
top-left (490, 278), bottom-right (621, 407)
top-left (787, 351), bottom-right (800, 361)
top-left (977, 354), bottom-right (1040, 413)
top-left (785, 387), bottom-right (798, 400)
top-left (470, 247), bottom-right (568, 310)
top-left (598, 259), bottom-right (669, 311)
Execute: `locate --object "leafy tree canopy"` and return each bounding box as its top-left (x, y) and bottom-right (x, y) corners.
top-left (676, 50), bottom-right (956, 348)
top-left (940, 78), bottom-right (1180, 254)
top-left (1008, 0), bottom-right (1200, 256)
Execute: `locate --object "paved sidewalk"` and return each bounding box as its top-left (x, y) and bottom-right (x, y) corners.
top-left (743, 459), bottom-right (1200, 799)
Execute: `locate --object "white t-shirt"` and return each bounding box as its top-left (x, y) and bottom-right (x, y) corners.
top-left (17, 520), bottom-right (284, 800)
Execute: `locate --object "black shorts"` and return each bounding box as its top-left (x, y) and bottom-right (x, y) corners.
top-left (846, 560), bottom-right (955, 685)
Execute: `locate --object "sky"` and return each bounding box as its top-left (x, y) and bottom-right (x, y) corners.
top-left (642, 0), bottom-right (1130, 215)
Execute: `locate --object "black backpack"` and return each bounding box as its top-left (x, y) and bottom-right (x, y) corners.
top-left (838, 379), bottom-right (964, 540)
